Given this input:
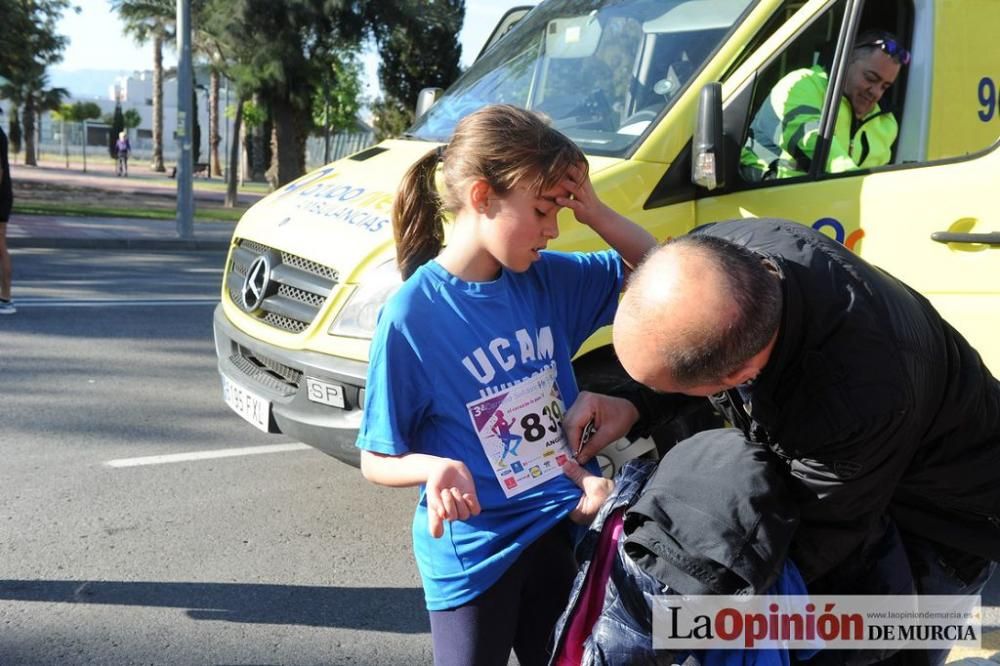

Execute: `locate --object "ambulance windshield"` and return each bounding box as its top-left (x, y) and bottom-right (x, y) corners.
top-left (408, 0), bottom-right (756, 157)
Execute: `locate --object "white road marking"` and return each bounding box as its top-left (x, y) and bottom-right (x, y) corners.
top-left (14, 298), bottom-right (218, 308)
top-left (106, 443), bottom-right (312, 468)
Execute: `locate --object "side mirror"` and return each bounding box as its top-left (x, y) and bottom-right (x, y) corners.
top-left (691, 82), bottom-right (725, 191)
top-left (415, 88), bottom-right (443, 119)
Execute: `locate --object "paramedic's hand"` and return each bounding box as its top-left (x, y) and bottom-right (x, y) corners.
top-left (426, 458), bottom-right (481, 539)
top-left (563, 458), bottom-right (614, 526)
top-left (564, 391), bottom-right (640, 465)
top-left (556, 163), bottom-right (613, 229)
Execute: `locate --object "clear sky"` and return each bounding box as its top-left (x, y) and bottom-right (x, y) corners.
top-left (55, 0), bottom-right (531, 98)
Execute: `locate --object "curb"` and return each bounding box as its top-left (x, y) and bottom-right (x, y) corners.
top-left (8, 237), bottom-right (232, 251)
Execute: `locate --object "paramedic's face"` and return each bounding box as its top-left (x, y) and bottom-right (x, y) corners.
top-left (844, 49), bottom-right (901, 119)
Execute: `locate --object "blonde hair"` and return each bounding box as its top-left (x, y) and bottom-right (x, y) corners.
top-left (392, 104), bottom-right (586, 279)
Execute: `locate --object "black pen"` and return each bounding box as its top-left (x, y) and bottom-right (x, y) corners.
top-left (576, 417), bottom-right (597, 458)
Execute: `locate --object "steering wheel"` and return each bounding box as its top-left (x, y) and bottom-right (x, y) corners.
top-left (546, 88), bottom-right (616, 132)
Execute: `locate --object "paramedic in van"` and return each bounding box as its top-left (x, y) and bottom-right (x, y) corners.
top-left (748, 29), bottom-right (908, 179)
top-left (567, 219), bottom-right (1000, 665)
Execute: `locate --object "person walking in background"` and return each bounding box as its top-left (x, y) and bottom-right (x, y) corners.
top-left (0, 108), bottom-right (14, 315)
top-left (114, 131), bottom-right (131, 177)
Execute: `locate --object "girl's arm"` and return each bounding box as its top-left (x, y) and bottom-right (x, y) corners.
top-left (360, 450), bottom-right (481, 538)
top-left (557, 164), bottom-right (657, 273)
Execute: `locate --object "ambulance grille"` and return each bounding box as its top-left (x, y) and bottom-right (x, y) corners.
top-left (227, 238), bottom-right (339, 334)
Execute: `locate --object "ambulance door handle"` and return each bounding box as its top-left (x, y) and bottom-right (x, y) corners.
top-left (930, 231), bottom-right (1000, 246)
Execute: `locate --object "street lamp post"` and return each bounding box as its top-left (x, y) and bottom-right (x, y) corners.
top-left (195, 83), bottom-right (210, 178)
top-left (175, 0), bottom-right (194, 239)
top-left (223, 77), bottom-right (229, 179)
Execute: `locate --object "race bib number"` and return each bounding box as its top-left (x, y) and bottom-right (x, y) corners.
top-left (466, 366), bottom-right (572, 498)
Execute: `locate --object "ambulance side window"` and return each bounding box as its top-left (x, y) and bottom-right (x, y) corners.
top-left (738, 1), bottom-right (847, 184)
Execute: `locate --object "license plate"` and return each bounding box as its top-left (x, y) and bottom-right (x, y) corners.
top-left (222, 375), bottom-right (271, 432)
top-left (305, 377), bottom-right (346, 408)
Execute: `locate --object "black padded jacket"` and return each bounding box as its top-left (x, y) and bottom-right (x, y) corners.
top-left (625, 218), bottom-right (1000, 583)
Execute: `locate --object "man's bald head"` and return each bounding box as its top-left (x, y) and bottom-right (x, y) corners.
top-left (614, 234), bottom-right (783, 396)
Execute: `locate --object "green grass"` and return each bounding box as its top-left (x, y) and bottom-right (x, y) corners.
top-left (190, 179), bottom-right (271, 194)
top-left (35, 152), bottom-right (273, 195)
top-left (13, 200), bottom-right (245, 223)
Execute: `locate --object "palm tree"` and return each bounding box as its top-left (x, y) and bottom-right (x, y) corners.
top-left (27, 81), bottom-right (68, 166)
top-left (0, 0), bottom-right (73, 162)
top-left (208, 68), bottom-right (222, 177)
top-left (112, 0), bottom-right (174, 173)
top-left (0, 84), bottom-right (26, 156)
top-left (2, 66), bottom-right (66, 166)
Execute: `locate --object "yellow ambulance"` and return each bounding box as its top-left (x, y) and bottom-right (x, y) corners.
top-left (213, 0), bottom-right (1000, 471)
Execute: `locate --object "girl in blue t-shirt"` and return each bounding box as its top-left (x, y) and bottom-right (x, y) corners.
top-left (356, 105), bottom-right (655, 665)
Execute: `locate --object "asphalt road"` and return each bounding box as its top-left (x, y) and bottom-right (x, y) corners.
top-left (0, 249), bottom-right (430, 665)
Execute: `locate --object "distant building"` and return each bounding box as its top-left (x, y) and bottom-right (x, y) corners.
top-left (15, 67), bottom-right (232, 164)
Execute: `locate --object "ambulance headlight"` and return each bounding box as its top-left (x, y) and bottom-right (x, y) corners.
top-left (328, 259), bottom-right (402, 339)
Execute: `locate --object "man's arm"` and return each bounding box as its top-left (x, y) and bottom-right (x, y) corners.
top-left (777, 68), bottom-right (858, 175)
top-left (784, 409), bottom-right (915, 582)
top-left (564, 384), bottom-right (705, 463)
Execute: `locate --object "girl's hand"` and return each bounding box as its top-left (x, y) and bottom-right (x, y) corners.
top-left (554, 162), bottom-right (657, 273)
top-left (556, 163), bottom-right (614, 229)
top-left (562, 458), bottom-right (614, 526)
top-left (426, 458), bottom-right (481, 538)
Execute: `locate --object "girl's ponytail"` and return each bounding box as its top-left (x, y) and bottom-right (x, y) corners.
top-left (393, 148), bottom-right (444, 280)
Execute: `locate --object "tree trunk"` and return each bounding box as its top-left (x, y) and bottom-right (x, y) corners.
top-left (209, 69), bottom-right (222, 177)
top-left (8, 107), bottom-right (21, 155)
top-left (266, 96), bottom-right (308, 189)
top-left (151, 34), bottom-right (165, 172)
top-left (250, 96), bottom-right (266, 182)
top-left (225, 96), bottom-right (244, 208)
top-left (23, 98), bottom-right (36, 166)
top-left (242, 123), bottom-right (251, 186)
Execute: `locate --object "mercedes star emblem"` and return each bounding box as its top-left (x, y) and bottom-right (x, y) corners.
top-left (241, 255), bottom-right (272, 312)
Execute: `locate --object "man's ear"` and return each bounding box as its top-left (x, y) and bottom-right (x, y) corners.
top-left (721, 361), bottom-right (758, 388)
top-left (469, 179), bottom-right (492, 213)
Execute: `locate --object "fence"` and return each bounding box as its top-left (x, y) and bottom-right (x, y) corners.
top-left (305, 131), bottom-right (376, 170)
top-left (4, 116), bottom-right (375, 174)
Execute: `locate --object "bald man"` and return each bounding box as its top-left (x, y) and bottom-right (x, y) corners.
top-left (567, 219), bottom-right (1000, 660)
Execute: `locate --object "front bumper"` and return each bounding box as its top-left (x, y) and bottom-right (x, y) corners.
top-left (213, 303), bottom-right (366, 467)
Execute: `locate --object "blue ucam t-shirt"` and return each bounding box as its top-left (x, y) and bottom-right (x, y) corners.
top-left (357, 250), bottom-right (624, 611)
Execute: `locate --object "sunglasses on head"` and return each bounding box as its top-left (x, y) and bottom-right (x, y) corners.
top-left (860, 38), bottom-right (911, 66)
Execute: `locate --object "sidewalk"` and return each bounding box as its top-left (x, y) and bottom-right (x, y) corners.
top-left (9, 160), bottom-right (266, 206)
top-left (6, 213), bottom-right (235, 251)
top-left (5, 159), bottom-right (251, 251)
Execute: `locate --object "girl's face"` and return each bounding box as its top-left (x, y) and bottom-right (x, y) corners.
top-left (479, 181), bottom-right (569, 273)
